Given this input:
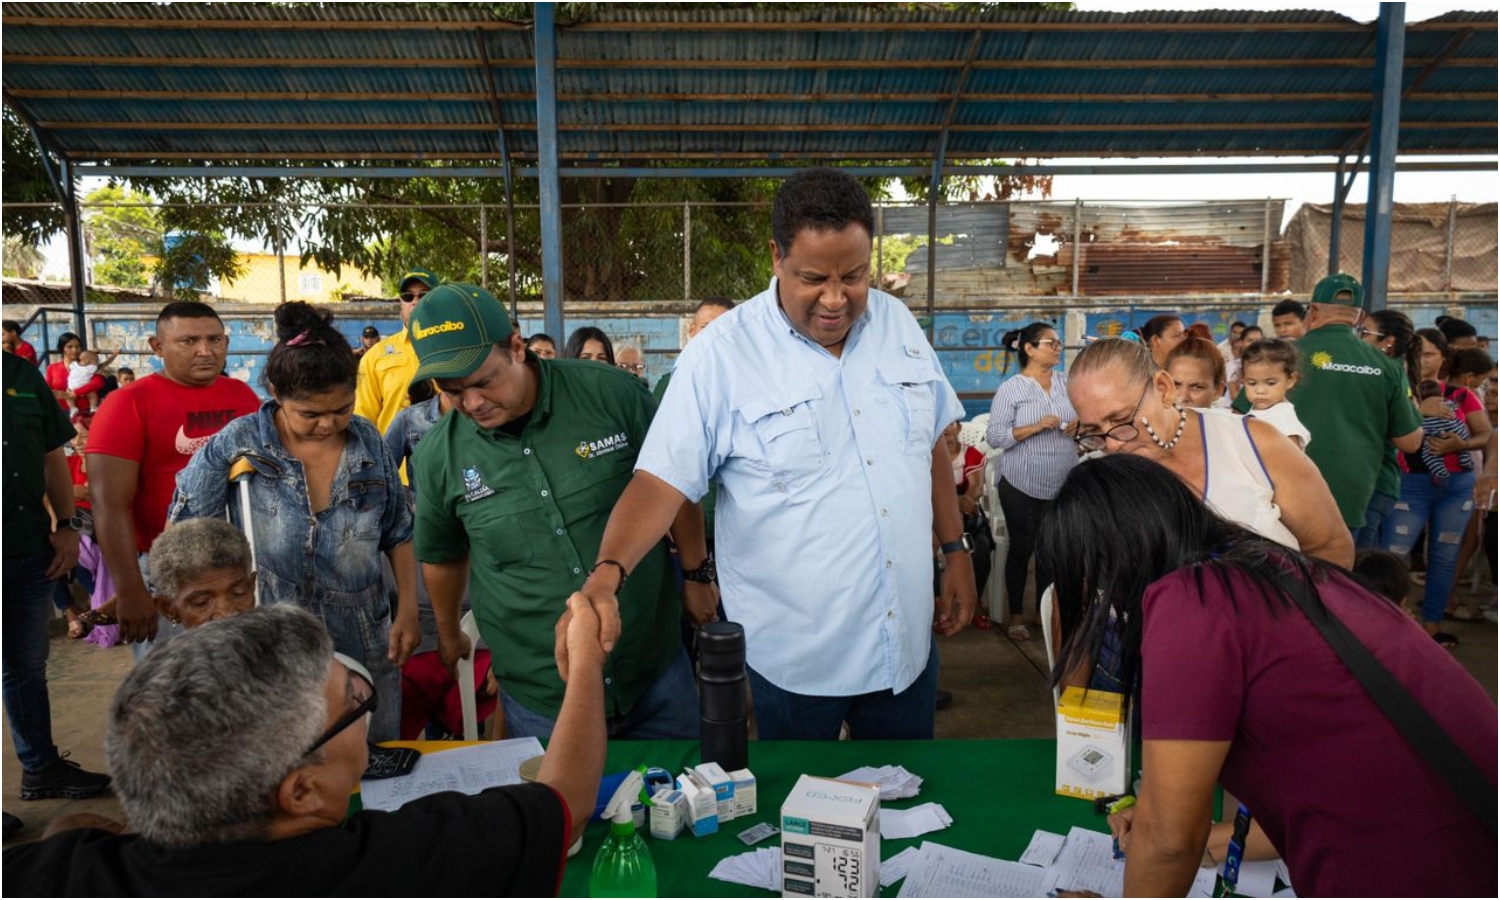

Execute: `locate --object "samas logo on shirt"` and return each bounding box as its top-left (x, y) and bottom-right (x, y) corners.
top-left (575, 432), bottom-right (630, 460)
top-left (461, 465), bottom-right (495, 503)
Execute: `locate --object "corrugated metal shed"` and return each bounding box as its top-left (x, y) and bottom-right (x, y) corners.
top-left (1, 3), bottom-right (1494, 164)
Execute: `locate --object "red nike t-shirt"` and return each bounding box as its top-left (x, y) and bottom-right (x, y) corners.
top-left (87, 373), bottom-right (261, 551)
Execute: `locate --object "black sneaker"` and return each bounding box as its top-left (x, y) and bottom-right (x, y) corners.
top-left (20, 754), bottom-right (111, 801)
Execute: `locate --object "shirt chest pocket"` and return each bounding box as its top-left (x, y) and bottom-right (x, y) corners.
top-left (344, 478), bottom-right (388, 540)
top-left (738, 385), bottom-right (825, 478)
top-left (461, 488), bottom-right (544, 569)
top-left (877, 362), bottom-right (943, 456)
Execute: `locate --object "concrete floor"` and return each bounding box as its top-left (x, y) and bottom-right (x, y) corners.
top-left (4, 578), bottom-right (1495, 848)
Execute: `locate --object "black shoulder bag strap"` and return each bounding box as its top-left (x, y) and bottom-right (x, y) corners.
top-left (1273, 569), bottom-right (1497, 838)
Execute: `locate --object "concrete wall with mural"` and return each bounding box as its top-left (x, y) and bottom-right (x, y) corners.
top-left (7, 299), bottom-right (1492, 422)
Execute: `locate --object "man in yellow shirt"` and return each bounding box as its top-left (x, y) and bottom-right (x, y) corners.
top-left (355, 267), bottom-right (439, 435)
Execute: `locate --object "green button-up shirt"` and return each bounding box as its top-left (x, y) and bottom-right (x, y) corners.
top-left (4, 352), bottom-right (72, 559)
top-left (412, 356), bottom-right (677, 720)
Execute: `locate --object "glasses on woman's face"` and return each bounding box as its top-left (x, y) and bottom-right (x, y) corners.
top-left (1032, 338), bottom-right (1062, 350)
top-left (1358, 327), bottom-right (1386, 343)
top-left (305, 655), bottom-right (376, 756)
top-left (1074, 380), bottom-right (1151, 452)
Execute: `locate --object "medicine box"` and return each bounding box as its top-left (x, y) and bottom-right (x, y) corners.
top-left (677, 769), bottom-right (720, 836)
top-left (694, 762), bottom-right (736, 822)
top-left (780, 775), bottom-right (880, 898)
top-left (648, 786), bottom-right (687, 841)
top-left (729, 768), bottom-right (758, 819)
top-left (1055, 685), bottom-right (1131, 799)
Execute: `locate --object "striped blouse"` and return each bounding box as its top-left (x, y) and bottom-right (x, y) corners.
top-left (984, 371), bottom-right (1079, 499)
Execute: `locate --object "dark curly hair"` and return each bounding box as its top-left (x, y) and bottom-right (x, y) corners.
top-left (771, 168), bottom-right (875, 257)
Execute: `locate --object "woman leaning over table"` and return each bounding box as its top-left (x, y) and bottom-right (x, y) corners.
top-left (1066, 337), bottom-right (1352, 568)
top-left (1039, 454), bottom-right (1496, 898)
top-left (168, 301), bottom-right (417, 742)
top-left (984, 322), bottom-right (1078, 641)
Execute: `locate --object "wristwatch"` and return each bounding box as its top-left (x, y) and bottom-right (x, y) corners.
top-left (58, 514), bottom-right (84, 533)
top-left (682, 557), bottom-right (717, 584)
top-left (938, 534), bottom-right (974, 556)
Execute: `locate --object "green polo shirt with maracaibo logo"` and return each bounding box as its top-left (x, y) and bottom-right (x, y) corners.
top-left (411, 355), bottom-right (678, 721)
top-left (3, 352), bottom-right (73, 559)
top-left (1289, 322), bottom-right (1422, 529)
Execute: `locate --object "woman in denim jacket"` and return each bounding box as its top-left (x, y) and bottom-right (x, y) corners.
top-left (169, 302), bottom-right (418, 741)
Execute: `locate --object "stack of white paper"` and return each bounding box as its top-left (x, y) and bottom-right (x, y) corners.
top-left (708, 846), bottom-right (782, 892)
top-left (880, 847), bottom-right (921, 887)
top-left (880, 802), bottom-right (953, 840)
top-left (1018, 829), bottom-right (1067, 867)
top-left (895, 842), bottom-right (1046, 898)
top-left (358, 737), bottom-right (544, 812)
top-left (837, 764), bottom-right (924, 800)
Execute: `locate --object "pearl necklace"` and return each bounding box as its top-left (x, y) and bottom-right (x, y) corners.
top-left (1141, 404), bottom-right (1188, 452)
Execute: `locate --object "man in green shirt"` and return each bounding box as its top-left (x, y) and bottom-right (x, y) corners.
top-left (1288, 273), bottom-right (1423, 536)
top-left (408, 284), bottom-right (711, 739)
top-left (3, 353), bottom-right (111, 823)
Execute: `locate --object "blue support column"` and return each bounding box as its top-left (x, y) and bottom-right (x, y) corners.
top-left (534, 2), bottom-right (565, 340)
top-left (59, 159), bottom-right (88, 338)
top-left (1360, 2), bottom-right (1405, 312)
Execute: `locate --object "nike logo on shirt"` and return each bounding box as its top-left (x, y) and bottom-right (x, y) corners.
top-left (175, 408), bottom-right (242, 455)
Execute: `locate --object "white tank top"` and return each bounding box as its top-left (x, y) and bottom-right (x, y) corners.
top-left (1197, 408), bottom-right (1300, 550)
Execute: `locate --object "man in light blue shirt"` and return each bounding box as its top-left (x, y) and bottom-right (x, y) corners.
top-left (560, 168), bottom-right (976, 740)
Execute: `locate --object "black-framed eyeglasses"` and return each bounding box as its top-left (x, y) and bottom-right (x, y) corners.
top-left (399, 291), bottom-right (424, 304)
top-left (305, 654), bottom-right (377, 756)
top-left (1074, 380), bottom-right (1151, 452)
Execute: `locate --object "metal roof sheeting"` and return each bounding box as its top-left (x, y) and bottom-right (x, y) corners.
top-left (2, 3), bottom-right (1494, 164)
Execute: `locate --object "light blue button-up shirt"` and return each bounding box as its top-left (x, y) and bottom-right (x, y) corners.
top-left (637, 279), bottom-right (964, 696)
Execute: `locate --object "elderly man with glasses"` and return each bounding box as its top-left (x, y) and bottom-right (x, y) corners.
top-left (356, 267), bottom-right (440, 442)
top-left (3, 603), bottom-right (607, 895)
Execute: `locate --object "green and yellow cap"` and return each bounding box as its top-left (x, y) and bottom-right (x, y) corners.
top-left (1311, 272), bottom-right (1363, 307)
top-left (408, 283), bottom-right (514, 382)
top-left (399, 267), bottom-right (440, 292)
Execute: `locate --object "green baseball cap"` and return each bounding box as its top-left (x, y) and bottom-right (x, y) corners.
top-left (408, 283), bottom-right (515, 382)
top-left (1311, 272), bottom-right (1363, 307)
top-left (399, 267), bottom-right (440, 292)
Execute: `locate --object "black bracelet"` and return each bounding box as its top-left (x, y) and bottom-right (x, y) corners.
top-left (589, 559), bottom-right (629, 593)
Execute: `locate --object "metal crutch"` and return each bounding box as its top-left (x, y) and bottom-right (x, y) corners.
top-left (227, 455), bottom-right (260, 606)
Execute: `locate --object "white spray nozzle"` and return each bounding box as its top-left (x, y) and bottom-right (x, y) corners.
top-left (602, 771), bottom-right (645, 824)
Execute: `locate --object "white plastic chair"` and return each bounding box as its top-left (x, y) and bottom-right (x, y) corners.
top-left (456, 610), bottom-right (483, 741)
top-left (1039, 584), bottom-right (1058, 704)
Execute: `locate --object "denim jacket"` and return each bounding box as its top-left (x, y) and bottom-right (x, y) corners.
top-left (168, 401), bottom-right (414, 610)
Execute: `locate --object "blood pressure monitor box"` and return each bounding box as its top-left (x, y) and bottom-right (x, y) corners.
top-left (1055, 685), bottom-right (1131, 799)
top-left (780, 775), bottom-right (880, 898)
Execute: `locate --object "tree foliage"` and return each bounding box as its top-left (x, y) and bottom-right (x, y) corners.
top-left (84, 185), bottom-right (159, 288)
top-left (2, 107), bottom-right (64, 248)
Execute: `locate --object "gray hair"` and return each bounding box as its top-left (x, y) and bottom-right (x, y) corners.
top-left (1070, 336), bottom-right (1156, 384)
top-left (105, 605), bottom-right (332, 847)
top-left (148, 518), bottom-right (252, 600)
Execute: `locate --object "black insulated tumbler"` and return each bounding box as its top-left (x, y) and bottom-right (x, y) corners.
top-left (697, 621), bottom-right (748, 771)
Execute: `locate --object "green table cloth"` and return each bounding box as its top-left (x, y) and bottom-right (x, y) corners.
top-left (559, 738), bottom-right (1106, 897)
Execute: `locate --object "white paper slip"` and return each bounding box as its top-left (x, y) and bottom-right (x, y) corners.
top-left (358, 737), bottom-right (544, 812)
top-left (837, 764), bottom-right (924, 800)
top-left (709, 846), bottom-right (782, 892)
top-left (880, 847), bottom-right (921, 887)
top-left (737, 822), bottom-right (779, 845)
top-left (895, 841), bottom-right (1045, 898)
top-left (879, 802), bottom-right (953, 840)
top-left (1038, 826), bottom-right (1124, 898)
top-left (1019, 829), bottom-right (1067, 867)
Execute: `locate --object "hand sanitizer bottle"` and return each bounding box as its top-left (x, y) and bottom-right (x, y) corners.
top-left (589, 771), bottom-right (657, 897)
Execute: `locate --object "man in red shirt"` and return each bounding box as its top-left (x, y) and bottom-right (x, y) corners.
top-left (87, 302), bottom-right (260, 646)
top-left (3, 319), bottom-right (39, 365)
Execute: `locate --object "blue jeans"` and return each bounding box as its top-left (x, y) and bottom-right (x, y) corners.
top-left (1382, 470), bottom-right (1477, 625)
top-left (502, 647), bottom-right (699, 741)
top-left (748, 637), bottom-right (940, 741)
top-left (1355, 491), bottom-right (1398, 551)
top-left (4, 551), bottom-right (61, 772)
